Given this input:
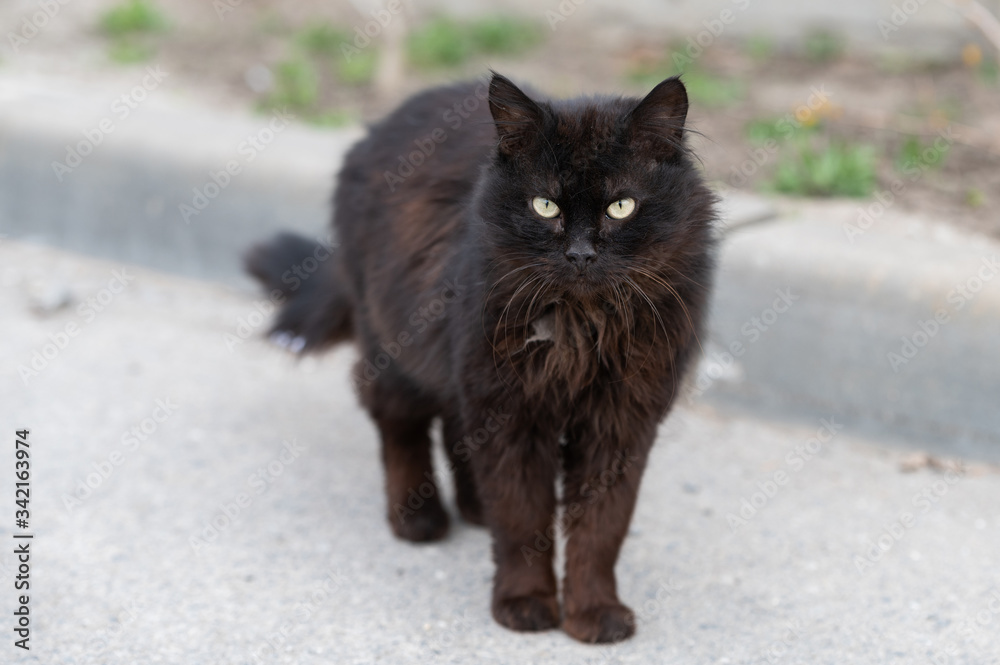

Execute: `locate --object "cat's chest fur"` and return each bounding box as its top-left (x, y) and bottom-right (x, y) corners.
top-left (509, 298), bottom-right (654, 399)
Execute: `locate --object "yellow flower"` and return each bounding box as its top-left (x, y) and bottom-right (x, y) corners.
top-left (962, 43), bottom-right (983, 68)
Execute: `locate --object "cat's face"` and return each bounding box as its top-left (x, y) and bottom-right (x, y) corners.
top-left (478, 74), bottom-right (712, 310)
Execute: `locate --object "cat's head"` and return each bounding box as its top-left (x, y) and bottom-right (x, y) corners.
top-left (476, 72), bottom-right (716, 319)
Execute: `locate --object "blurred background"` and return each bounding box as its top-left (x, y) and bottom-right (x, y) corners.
top-left (2, 1), bottom-right (1000, 662)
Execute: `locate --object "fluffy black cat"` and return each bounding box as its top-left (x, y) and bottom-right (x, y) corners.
top-left (246, 72), bottom-right (716, 643)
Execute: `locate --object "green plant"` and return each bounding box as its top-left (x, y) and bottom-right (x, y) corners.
top-left (337, 50), bottom-right (377, 85)
top-left (965, 187), bottom-right (985, 208)
top-left (469, 16), bottom-right (542, 54)
top-left (408, 17), bottom-right (469, 68)
top-left (297, 21), bottom-right (349, 56)
top-left (629, 65), bottom-right (744, 108)
top-left (683, 70), bottom-right (745, 108)
top-left (263, 57), bottom-right (320, 112)
top-left (745, 117), bottom-right (784, 144)
top-left (108, 40), bottom-right (155, 64)
top-left (770, 135), bottom-right (876, 197)
top-left (979, 57), bottom-right (999, 85)
top-left (310, 109), bottom-right (356, 127)
top-left (895, 135), bottom-right (948, 172)
top-left (100, 0), bottom-right (167, 36)
top-left (745, 35), bottom-right (774, 61)
top-left (407, 15), bottom-right (543, 68)
top-left (803, 29), bottom-right (843, 63)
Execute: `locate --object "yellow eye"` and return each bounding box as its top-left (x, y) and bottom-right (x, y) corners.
top-left (532, 197), bottom-right (560, 219)
top-left (606, 198), bottom-right (636, 220)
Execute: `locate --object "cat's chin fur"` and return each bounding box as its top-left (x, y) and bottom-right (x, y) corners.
top-left (245, 71), bottom-right (717, 645)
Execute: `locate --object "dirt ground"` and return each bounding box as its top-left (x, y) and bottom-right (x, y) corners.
top-left (4, 0), bottom-right (999, 237)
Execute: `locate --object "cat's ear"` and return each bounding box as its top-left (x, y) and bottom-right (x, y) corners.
top-left (488, 72), bottom-right (544, 157)
top-left (627, 76), bottom-right (689, 158)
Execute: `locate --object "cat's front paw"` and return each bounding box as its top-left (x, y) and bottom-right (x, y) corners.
top-left (563, 603), bottom-right (636, 644)
top-left (492, 594), bottom-right (560, 632)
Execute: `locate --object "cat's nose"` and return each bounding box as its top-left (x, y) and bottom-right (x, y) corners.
top-left (565, 239), bottom-right (596, 268)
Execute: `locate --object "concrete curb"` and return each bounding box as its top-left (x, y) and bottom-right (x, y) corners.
top-left (702, 201), bottom-right (1000, 461)
top-left (2, 81), bottom-right (997, 459)
top-left (0, 75), bottom-right (362, 285)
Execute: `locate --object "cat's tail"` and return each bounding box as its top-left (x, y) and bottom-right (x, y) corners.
top-left (243, 232), bottom-right (353, 353)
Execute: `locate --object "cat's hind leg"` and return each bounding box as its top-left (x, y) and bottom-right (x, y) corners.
top-left (360, 375), bottom-right (450, 542)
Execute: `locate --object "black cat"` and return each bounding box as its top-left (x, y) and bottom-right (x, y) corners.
top-left (245, 72), bottom-right (716, 643)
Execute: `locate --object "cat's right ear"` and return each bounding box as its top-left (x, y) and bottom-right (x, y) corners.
top-left (488, 72), bottom-right (544, 157)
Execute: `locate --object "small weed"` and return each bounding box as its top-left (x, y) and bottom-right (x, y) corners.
top-left (803, 29), bottom-right (843, 63)
top-left (337, 50), bottom-right (377, 86)
top-left (407, 15), bottom-right (543, 69)
top-left (965, 188), bottom-right (985, 208)
top-left (100, 0), bottom-right (167, 37)
top-left (469, 16), bottom-right (542, 54)
top-left (297, 22), bottom-right (349, 56)
top-left (263, 57), bottom-right (320, 112)
top-left (629, 65), bottom-right (744, 108)
top-left (895, 135), bottom-right (948, 172)
top-left (979, 57), bottom-right (999, 85)
top-left (309, 110), bottom-right (356, 128)
top-left (408, 17), bottom-right (469, 68)
top-left (745, 35), bottom-right (774, 62)
top-left (100, 0), bottom-right (166, 65)
top-left (744, 117), bottom-right (818, 144)
top-left (683, 70), bottom-right (745, 108)
top-left (108, 40), bottom-right (155, 64)
top-left (770, 135), bottom-right (876, 198)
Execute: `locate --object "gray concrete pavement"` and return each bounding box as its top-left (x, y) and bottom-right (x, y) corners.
top-left (2, 240), bottom-right (999, 664)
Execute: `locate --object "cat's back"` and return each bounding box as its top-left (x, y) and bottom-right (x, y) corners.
top-left (342, 80), bottom-right (495, 201)
top-left (335, 80), bottom-right (495, 290)
top-left (332, 81), bottom-right (496, 385)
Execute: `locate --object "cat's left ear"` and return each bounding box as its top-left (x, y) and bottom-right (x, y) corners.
top-left (488, 72), bottom-right (545, 157)
top-left (627, 76), bottom-right (689, 158)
